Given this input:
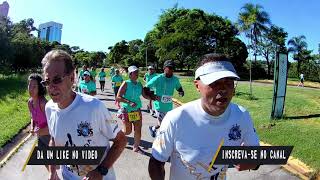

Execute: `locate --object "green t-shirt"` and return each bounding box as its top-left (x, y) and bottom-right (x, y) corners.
top-left (145, 72), bottom-right (158, 83)
top-left (110, 68), bottom-right (115, 77)
top-left (120, 80), bottom-right (142, 112)
top-left (111, 75), bottom-right (123, 88)
top-left (90, 70), bottom-right (97, 78)
top-left (146, 73), bottom-right (182, 112)
top-left (98, 71), bottom-right (106, 81)
top-left (79, 80), bottom-right (96, 95)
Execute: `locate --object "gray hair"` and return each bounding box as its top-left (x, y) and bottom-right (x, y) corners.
top-left (41, 50), bottom-right (75, 74)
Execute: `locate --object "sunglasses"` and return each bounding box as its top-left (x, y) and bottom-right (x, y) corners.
top-left (41, 75), bottom-right (68, 87)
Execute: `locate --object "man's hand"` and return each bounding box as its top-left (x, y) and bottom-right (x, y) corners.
top-left (48, 171), bottom-right (60, 180)
top-left (84, 170), bottom-right (103, 180)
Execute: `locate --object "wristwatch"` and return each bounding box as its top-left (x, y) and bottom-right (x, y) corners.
top-left (96, 165), bottom-right (109, 176)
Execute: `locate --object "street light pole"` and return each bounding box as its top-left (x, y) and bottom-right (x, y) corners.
top-left (145, 46), bottom-right (148, 68)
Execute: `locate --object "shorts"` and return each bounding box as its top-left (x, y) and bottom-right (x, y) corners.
top-left (99, 81), bottom-right (105, 85)
top-left (300, 79), bottom-right (304, 83)
top-left (113, 87), bottom-right (120, 96)
top-left (117, 108), bottom-right (142, 122)
top-left (155, 110), bottom-right (167, 123)
top-left (38, 135), bottom-right (50, 148)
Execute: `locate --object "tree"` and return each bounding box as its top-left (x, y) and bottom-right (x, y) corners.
top-left (147, 8), bottom-right (248, 70)
top-left (287, 35), bottom-right (308, 74)
top-left (238, 3), bottom-right (271, 62)
top-left (257, 25), bottom-right (288, 77)
top-left (108, 40), bottom-right (129, 65)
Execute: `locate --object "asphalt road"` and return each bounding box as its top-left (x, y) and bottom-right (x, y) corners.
top-left (0, 80), bottom-right (300, 180)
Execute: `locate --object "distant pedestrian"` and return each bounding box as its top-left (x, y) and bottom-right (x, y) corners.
top-left (298, 73), bottom-right (304, 87)
top-left (27, 73), bottom-right (50, 171)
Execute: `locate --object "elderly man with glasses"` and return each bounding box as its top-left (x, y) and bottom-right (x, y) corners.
top-left (42, 50), bottom-right (127, 180)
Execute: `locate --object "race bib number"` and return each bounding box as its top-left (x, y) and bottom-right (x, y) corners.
top-left (161, 95), bottom-right (172, 103)
top-left (128, 111), bottom-right (141, 122)
top-left (115, 82), bottom-right (122, 87)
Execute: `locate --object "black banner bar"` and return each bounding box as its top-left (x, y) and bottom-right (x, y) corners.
top-left (28, 147), bottom-right (106, 165)
top-left (215, 146), bottom-right (293, 165)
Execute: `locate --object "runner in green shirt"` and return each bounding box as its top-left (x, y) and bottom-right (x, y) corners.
top-left (90, 66), bottom-right (97, 81)
top-left (144, 60), bottom-right (184, 137)
top-left (116, 66), bottom-right (153, 154)
top-left (111, 69), bottom-right (124, 98)
top-left (79, 71), bottom-right (97, 96)
top-left (98, 68), bottom-right (106, 92)
top-left (143, 65), bottom-right (158, 115)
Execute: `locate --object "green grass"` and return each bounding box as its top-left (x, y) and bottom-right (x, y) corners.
top-left (173, 78), bottom-right (320, 171)
top-left (0, 75), bottom-right (30, 147)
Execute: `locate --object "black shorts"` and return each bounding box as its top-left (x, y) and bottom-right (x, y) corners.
top-left (38, 135), bottom-right (50, 148)
top-left (99, 81), bottom-right (105, 85)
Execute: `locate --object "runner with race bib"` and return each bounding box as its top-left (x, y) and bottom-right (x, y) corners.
top-left (111, 69), bottom-right (123, 99)
top-left (144, 60), bottom-right (184, 138)
top-left (116, 66), bottom-right (152, 154)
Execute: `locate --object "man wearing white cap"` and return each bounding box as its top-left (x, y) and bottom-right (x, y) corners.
top-left (143, 65), bottom-right (158, 115)
top-left (148, 53), bottom-right (260, 180)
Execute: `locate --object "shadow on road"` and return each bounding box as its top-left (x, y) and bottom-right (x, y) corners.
top-left (284, 113), bottom-right (320, 120)
top-left (125, 137), bottom-right (153, 157)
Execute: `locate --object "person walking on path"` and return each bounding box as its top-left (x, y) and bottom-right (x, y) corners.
top-left (27, 73), bottom-right (50, 171)
top-left (99, 68), bottom-right (107, 92)
top-left (148, 53), bottom-right (260, 180)
top-left (90, 66), bottom-right (97, 82)
top-left (42, 50), bottom-right (127, 180)
top-left (116, 66), bottom-right (153, 154)
top-left (144, 60), bottom-right (184, 138)
top-left (298, 73), bottom-right (304, 87)
top-left (143, 65), bottom-right (158, 116)
top-left (111, 69), bottom-right (123, 99)
top-left (78, 71), bottom-right (97, 96)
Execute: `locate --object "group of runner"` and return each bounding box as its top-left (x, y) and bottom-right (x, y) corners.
top-left (27, 49), bottom-right (260, 180)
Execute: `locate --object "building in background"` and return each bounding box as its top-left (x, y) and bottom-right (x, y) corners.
top-left (38, 21), bottom-right (63, 43)
top-left (0, 1), bottom-right (9, 18)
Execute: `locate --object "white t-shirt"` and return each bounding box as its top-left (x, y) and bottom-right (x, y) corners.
top-left (45, 92), bottom-right (121, 180)
top-left (300, 74), bottom-right (304, 79)
top-left (152, 99), bottom-right (260, 180)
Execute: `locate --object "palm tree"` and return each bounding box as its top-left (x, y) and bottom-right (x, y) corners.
top-left (287, 35), bottom-right (308, 74)
top-left (237, 3), bottom-right (270, 96)
top-left (238, 3), bottom-right (271, 62)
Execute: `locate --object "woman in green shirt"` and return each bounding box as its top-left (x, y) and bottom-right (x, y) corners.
top-left (111, 69), bottom-right (123, 98)
top-left (79, 71), bottom-right (97, 96)
top-left (98, 68), bottom-right (106, 92)
top-left (116, 66), bottom-right (151, 154)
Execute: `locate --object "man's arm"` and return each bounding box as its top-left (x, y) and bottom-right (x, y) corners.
top-left (99, 131), bottom-right (127, 168)
top-left (48, 137), bottom-right (60, 180)
top-left (148, 156), bottom-right (166, 180)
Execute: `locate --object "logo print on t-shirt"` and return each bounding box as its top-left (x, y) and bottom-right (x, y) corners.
top-left (77, 121), bottom-right (93, 137)
top-left (228, 124), bottom-right (241, 141)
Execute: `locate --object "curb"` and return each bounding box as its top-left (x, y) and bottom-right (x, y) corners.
top-left (172, 98), bottom-right (316, 180)
top-left (0, 134), bottom-right (32, 168)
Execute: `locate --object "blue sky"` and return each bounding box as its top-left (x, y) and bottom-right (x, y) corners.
top-left (6, 0), bottom-right (320, 56)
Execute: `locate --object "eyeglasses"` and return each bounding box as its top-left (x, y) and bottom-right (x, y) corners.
top-left (41, 75), bottom-right (68, 87)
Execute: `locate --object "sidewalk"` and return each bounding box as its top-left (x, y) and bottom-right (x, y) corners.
top-left (0, 80), bottom-right (300, 180)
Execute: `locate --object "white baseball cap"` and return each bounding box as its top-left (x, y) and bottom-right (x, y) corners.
top-left (195, 61), bottom-right (239, 85)
top-left (128, 66), bottom-right (139, 74)
top-left (83, 71), bottom-right (91, 76)
top-left (148, 65), bottom-right (154, 69)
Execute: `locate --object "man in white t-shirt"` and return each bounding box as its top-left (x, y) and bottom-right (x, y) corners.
top-left (148, 53), bottom-right (260, 180)
top-left (41, 50), bottom-right (127, 180)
